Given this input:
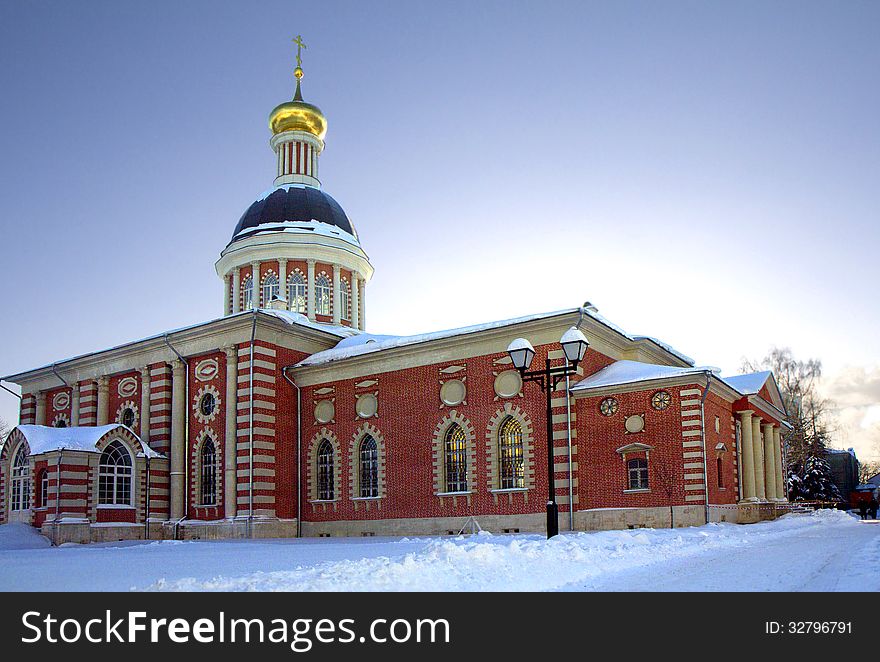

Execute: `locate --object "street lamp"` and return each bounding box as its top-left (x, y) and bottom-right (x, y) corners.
top-left (506, 326), bottom-right (589, 539)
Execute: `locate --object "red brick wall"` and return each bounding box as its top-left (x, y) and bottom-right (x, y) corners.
top-left (188, 350), bottom-right (227, 521)
top-left (578, 384), bottom-right (697, 510)
top-left (294, 343), bottom-right (615, 524)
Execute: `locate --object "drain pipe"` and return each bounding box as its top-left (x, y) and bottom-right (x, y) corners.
top-left (53, 448), bottom-right (63, 546)
top-left (50, 363), bottom-right (68, 387)
top-left (699, 371), bottom-right (712, 525)
top-left (145, 455), bottom-right (152, 540)
top-left (163, 334), bottom-right (190, 539)
top-left (247, 309), bottom-right (257, 538)
top-left (281, 366), bottom-right (302, 538)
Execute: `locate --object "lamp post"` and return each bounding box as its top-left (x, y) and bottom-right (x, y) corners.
top-left (506, 327), bottom-right (589, 539)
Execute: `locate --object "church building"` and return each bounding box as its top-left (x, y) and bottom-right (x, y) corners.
top-left (0, 46), bottom-right (791, 543)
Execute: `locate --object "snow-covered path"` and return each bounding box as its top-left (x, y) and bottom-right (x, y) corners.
top-left (0, 511), bottom-right (877, 591)
top-left (566, 518), bottom-right (880, 592)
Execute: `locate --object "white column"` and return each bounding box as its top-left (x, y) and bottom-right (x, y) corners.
top-left (232, 268), bottom-right (241, 313)
top-left (763, 423), bottom-right (777, 501)
top-left (139, 366), bottom-right (151, 443)
top-left (223, 274), bottom-right (232, 316)
top-left (35, 392), bottom-right (46, 426)
top-left (96, 377), bottom-right (109, 426)
top-left (71, 383), bottom-right (80, 426)
top-left (278, 258), bottom-right (288, 305)
top-left (250, 261), bottom-right (260, 309)
top-left (738, 410), bottom-right (756, 502)
top-left (751, 415), bottom-right (766, 500)
top-left (223, 346), bottom-right (238, 519)
top-left (170, 359), bottom-right (186, 520)
top-left (351, 271), bottom-right (360, 330)
top-left (332, 264), bottom-right (342, 324)
top-left (774, 428), bottom-right (787, 500)
top-left (358, 279), bottom-right (365, 330)
top-left (307, 259), bottom-right (316, 320)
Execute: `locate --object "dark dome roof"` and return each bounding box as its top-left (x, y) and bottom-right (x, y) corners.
top-left (230, 186), bottom-right (356, 244)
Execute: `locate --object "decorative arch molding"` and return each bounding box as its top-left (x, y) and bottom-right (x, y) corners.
top-left (260, 268), bottom-right (280, 306)
top-left (347, 423), bottom-right (386, 507)
top-left (192, 427), bottom-right (222, 508)
top-left (51, 412), bottom-right (71, 428)
top-left (192, 384), bottom-right (222, 425)
top-left (94, 426), bottom-right (144, 457)
top-left (115, 400), bottom-right (139, 430)
top-left (307, 428), bottom-right (341, 510)
top-left (431, 410), bottom-right (477, 502)
top-left (485, 403), bottom-right (535, 492)
top-left (1, 429), bottom-right (30, 463)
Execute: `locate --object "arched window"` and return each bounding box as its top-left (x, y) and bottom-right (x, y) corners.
top-left (499, 417), bottom-right (524, 489)
top-left (288, 271), bottom-right (307, 313)
top-left (121, 407), bottom-right (136, 429)
top-left (341, 278), bottom-right (351, 320)
top-left (627, 458), bottom-right (649, 490)
top-left (55, 419), bottom-right (67, 428)
top-left (38, 469), bottom-right (49, 509)
top-left (317, 439), bottom-right (335, 501)
top-left (261, 273), bottom-right (279, 306)
top-left (359, 435), bottom-right (378, 498)
top-left (11, 444), bottom-right (30, 511)
top-left (201, 437), bottom-right (218, 506)
top-left (315, 273), bottom-right (331, 316)
top-left (99, 440), bottom-right (133, 506)
top-left (444, 424), bottom-right (468, 493)
top-left (241, 276), bottom-right (254, 310)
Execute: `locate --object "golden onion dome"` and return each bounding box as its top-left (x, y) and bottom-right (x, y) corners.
top-left (269, 67), bottom-right (327, 139)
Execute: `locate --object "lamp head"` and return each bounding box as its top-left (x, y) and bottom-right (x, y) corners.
top-left (507, 338), bottom-right (536, 373)
top-left (560, 326), bottom-right (589, 367)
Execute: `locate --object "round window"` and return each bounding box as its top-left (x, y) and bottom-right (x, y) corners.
top-left (200, 393), bottom-right (216, 417)
top-left (599, 397), bottom-right (619, 417)
top-left (651, 390), bottom-right (672, 411)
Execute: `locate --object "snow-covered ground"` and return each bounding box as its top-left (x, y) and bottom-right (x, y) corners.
top-left (1, 510), bottom-right (878, 591)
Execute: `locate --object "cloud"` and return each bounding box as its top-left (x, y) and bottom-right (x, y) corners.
top-left (821, 365), bottom-right (880, 461)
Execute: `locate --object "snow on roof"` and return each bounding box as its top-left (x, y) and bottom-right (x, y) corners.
top-left (296, 309), bottom-right (580, 368)
top-left (571, 360), bottom-right (713, 391)
top-left (12, 424), bottom-right (161, 458)
top-left (2, 309), bottom-right (352, 382)
top-left (721, 371), bottom-right (771, 395)
top-left (632, 335), bottom-right (695, 366)
top-left (258, 310), bottom-right (361, 338)
top-left (231, 219), bottom-right (362, 247)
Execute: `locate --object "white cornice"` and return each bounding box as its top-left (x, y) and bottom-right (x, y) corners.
top-left (4, 312), bottom-right (343, 393)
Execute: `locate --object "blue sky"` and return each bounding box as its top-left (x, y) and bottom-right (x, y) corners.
top-left (1, 1), bottom-right (878, 459)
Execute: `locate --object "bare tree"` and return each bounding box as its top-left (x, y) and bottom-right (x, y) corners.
top-left (0, 417), bottom-right (9, 443)
top-left (858, 460), bottom-right (880, 485)
top-left (652, 456), bottom-right (677, 528)
top-left (742, 347), bottom-right (836, 499)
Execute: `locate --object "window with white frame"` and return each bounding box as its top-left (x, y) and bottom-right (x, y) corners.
top-left (288, 271), bottom-right (307, 313)
top-left (444, 425), bottom-right (468, 493)
top-left (498, 417), bottom-right (525, 489)
top-left (341, 278), bottom-right (351, 320)
top-left (39, 469), bottom-right (49, 508)
top-left (359, 435), bottom-right (379, 498)
top-left (98, 440), bottom-right (133, 506)
top-left (201, 437), bottom-right (218, 506)
top-left (317, 439), bottom-right (335, 501)
top-left (241, 276), bottom-right (254, 310)
top-left (261, 273), bottom-right (279, 305)
top-left (11, 444), bottom-right (30, 511)
top-left (315, 273), bottom-right (331, 316)
top-left (627, 458), bottom-right (649, 490)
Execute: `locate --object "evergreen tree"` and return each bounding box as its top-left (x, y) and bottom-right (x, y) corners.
top-left (799, 454), bottom-right (842, 502)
